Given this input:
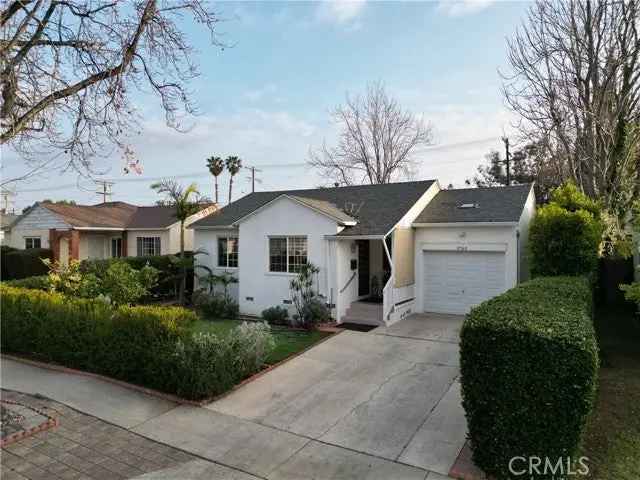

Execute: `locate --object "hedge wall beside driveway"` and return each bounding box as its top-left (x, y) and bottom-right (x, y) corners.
top-left (460, 276), bottom-right (599, 479)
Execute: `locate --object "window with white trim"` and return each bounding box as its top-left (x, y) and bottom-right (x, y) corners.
top-left (269, 236), bottom-right (307, 273)
top-left (24, 237), bottom-right (41, 249)
top-left (136, 236), bottom-right (161, 256)
top-left (217, 237), bottom-right (238, 267)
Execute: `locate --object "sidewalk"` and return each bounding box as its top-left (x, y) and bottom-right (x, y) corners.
top-left (2, 358), bottom-right (446, 480)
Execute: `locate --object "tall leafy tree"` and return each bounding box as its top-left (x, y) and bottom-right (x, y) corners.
top-left (467, 142), bottom-right (560, 202)
top-left (150, 179), bottom-right (202, 304)
top-left (206, 156), bottom-right (225, 204)
top-left (225, 156), bottom-right (242, 204)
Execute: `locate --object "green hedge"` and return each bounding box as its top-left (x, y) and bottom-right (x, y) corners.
top-left (0, 285), bottom-right (273, 400)
top-left (4, 275), bottom-right (50, 290)
top-left (82, 253), bottom-right (194, 299)
top-left (3, 248), bottom-right (53, 280)
top-left (460, 277), bottom-right (599, 479)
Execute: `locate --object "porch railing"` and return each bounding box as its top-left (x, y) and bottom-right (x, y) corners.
top-left (382, 277), bottom-right (393, 323)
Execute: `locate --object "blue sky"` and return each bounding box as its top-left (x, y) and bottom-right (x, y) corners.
top-left (2, 0), bottom-right (531, 212)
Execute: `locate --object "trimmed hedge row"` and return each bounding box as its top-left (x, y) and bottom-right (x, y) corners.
top-left (460, 276), bottom-right (599, 479)
top-left (1, 285), bottom-right (273, 400)
top-left (2, 247), bottom-right (53, 280)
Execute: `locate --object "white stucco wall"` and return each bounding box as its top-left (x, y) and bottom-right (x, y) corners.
top-left (237, 196), bottom-right (341, 316)
top-left (413, 225), bottom-right (519, 314)
top-left (192, 227), bottom-right (240, 301)
top-left (517, 187), bottom-right (536, 282)
top-left (332, 239), bottom-right (359, 322)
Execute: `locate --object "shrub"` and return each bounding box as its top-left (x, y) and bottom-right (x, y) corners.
top-left (1, 245), bottom-right (18, 279)
top-left (4, 275), bottom-right (50, 290)
top-left (168, 322), bottom-right (274, 399)
top-left (82, 252), bottom-right (194, 299)
top-left (529, 183), bottom-right (603, 277)
top-left (620, 280), bottom-right (640, 308)
top-left (47, 259), bottom-right (158, 305)
top-left (289, 262), bottom-right (329, 328)
top-left (460, 277), bottom-right (599, 479)
top-left (3, 248), bottom-right (53, 280)
top-left (0, 285), bottom-right (194, 386)
top-left (192, 289), bottom-right (239, 319)
top-left (261, 306), bottom-right (289, 325)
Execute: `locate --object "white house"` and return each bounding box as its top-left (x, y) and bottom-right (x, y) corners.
top-left (7, 201), bottom-right (217, 263)
top-left (191, 180), bottom-right (536, 326)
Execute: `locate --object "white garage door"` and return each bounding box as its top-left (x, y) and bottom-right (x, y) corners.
top-left (422, 250), bottom-right (506, 314)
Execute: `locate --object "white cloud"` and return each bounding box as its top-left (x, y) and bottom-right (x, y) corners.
top-left (436, 0), bottom-right (496, 17)
top-left (316, 0), bottom-right (367, 25)
top-left (242, 84), bottom-right (278, 102)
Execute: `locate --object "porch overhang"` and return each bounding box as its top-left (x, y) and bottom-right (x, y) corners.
top-left (324, 234), bottom-right (385, 240)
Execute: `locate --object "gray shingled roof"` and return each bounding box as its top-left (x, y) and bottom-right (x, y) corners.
top-left (192, 180), bottom-right (437, 236)
top-left (414, 184), bottom-right (532, 224)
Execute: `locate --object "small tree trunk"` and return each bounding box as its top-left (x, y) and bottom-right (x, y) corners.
top-left (228, 176), bottom-right (233, 204)
top-left (214, 176), bottom-right (218, 204)
top-left (179, 220), bottom-right (185, 305)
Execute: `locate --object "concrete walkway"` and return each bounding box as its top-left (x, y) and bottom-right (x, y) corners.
top-left (1, 314), bottom-right (466, 479)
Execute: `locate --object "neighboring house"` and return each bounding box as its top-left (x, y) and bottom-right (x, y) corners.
top-left (191, 180), bottom-right (535, 325)
top-left (7, 201), bottom-right (217, 263)
top-left (0, 212), bottom-right (20, 245)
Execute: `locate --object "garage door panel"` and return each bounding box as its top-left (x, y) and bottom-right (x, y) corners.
top-left (422, 251), bottom-right (506, 314)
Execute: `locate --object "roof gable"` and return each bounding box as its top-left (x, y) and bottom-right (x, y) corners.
top-left (414, 184), bottom-right (533, 224)
top-left (192, 180), bottom-right (437, 236)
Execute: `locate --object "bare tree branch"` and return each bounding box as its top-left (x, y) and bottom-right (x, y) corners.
top-left (502, 0), bottom-right (640, 223)
top-left (1, 0), bottom-right (224, 179)
top-left (309, 82), bottom-right (434, 185)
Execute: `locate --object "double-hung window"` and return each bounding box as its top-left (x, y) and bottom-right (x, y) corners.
top-left (269, 236), bottom-right (307, 273)
top-left (111, 238), bottom-right (122, 258)
top-left (24, 237), bottom-right (41, 249)
top-left (136, 236), bottom-right (161, 256)
top-left (217, 237), bottom-right (238, 268)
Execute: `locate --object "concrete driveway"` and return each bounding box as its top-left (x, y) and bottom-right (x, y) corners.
top-left (208, 313), bottom-right (467, 476)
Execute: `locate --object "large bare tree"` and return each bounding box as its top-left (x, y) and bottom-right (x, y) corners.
top-left (502, 0), bottom-right (640, 223)
top-left (1, 0), bottom-right (222, 178)
top-left (309, 82), bottom-right (434, 185)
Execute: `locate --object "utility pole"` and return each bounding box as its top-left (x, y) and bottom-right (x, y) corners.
top-left (94, 180), bottom-right (114, 203)
top-left (245, 166), bottom-right (262, 193)
top-left (502, 136), bottom-right (511, 186)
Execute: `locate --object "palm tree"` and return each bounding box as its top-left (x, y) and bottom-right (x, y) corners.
top-left (225, 156), bottom-right (242, 204)
top-left (151, 179), bottom-right (202, 304)
top-left (206, 156), bottom-right (224, 204)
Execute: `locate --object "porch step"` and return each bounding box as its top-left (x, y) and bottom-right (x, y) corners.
top-left (341, 301), bottom-right (384, 326)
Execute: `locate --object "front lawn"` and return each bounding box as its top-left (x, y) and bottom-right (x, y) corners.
top-left (580, 306), bottom-right (640, 480)
top-left (190, 318), bottom-right (332, 365)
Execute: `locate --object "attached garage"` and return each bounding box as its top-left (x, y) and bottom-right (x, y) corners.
top-left (421, 250), bottom-right (506, 314)
top-left (412, 184), bottom-right (536, 316)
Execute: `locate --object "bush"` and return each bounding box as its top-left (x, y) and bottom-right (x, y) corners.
top-left (168, 322), bottom-right (274, 399)
top-left (3, 248), bottom-right (53, 280)
top-left (1, 245), bottom-right (18, 279)
top-left (0, 285), bottom-right (194, 392)
top-left (295, 297), bottom-right (330, 328)
top-left (4, 275), bottom-right (50, 290)
top-left (261, 306), bottom-right (289, 325)
top-left (82, 252), bottom-right (194, 300)
top-left (460, 277), bottom-right (599, 479)
top-left (46, 259), bottom-right (158, 305)
top-left (192, 289), bottom-right (239, 319)
top-left (0, 285), bottom-right (271, 400)
top-left (529, 183), bottom-right (603, 278)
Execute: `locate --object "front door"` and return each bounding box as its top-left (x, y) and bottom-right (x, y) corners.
top-left (357, 240), bottom-right (370, 296)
